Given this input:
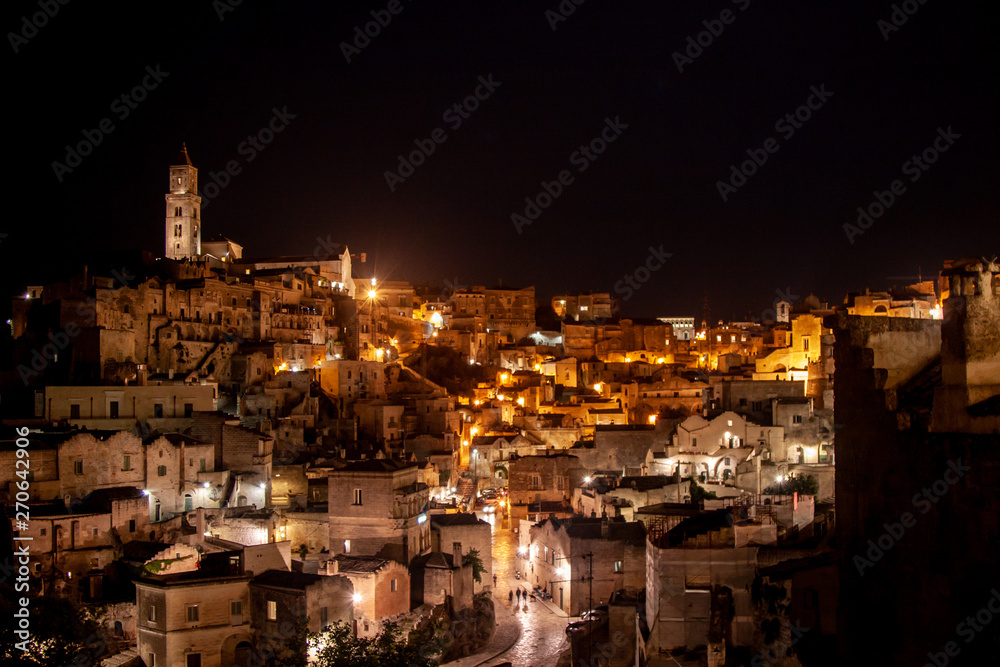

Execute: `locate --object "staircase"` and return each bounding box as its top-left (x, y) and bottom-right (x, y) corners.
top-left (457, 476), bottom-right (477, 510)
top-left (102, 648), bottom-right (141, 667)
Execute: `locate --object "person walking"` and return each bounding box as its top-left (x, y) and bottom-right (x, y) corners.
top-left (516, 588), bottom-right (521, 601)
top-left (493, 574), bottom-right (498, 587)
top-left (508, 590), bottom-right (513, 604)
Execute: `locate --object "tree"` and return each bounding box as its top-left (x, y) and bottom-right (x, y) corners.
top-left (311, 621), bottom-right (436, 667)
top-left (296, 543), bottom-right (308, 559)
top-left (263, 619), bottom-right (309, 667)
top-left (686, 476), bottom-right (718, 504)
top-left (0, 594), bottom-right (105, 666)
top-left (766, 474), bottom-right (819, 496)
top-left (464, 548), bottom-right (486, 584)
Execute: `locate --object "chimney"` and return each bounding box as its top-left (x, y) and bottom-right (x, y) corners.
top-left (453, 541), bottom-right (463, 567)
top-left (328, 559), bottom-right (339, 575)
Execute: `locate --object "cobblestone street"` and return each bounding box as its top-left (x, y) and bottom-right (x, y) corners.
top-left (486, 517), bottom-right (570, 667)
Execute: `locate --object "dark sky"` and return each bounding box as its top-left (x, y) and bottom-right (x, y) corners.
top-left (4, 0), bottom-right (998, 321)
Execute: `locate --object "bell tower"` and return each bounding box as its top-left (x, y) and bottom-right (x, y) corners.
top-left (164, 143), bottom-right (202, 260)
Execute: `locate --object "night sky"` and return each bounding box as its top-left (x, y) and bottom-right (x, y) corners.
top-left (4, 0), bottom-right (997, 321)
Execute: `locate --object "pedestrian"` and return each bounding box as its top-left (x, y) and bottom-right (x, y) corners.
top-left (493, 574), bottom-right (498, 587)
top-left (509, 590), bottom-right (513, 604)
top-left (516, 588), bottom-right (521, 600)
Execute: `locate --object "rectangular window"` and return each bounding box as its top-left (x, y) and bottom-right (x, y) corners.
top-left (186, 605), bottom-right (199, 622)
top-left (793, 415), bottom-right (803, 424)
top-left (739, 398), bottom-right (748, 407)
top-left (614, 560), bottom-right (623, 573)
top-left (267, 600), bottom-right (277, 621)
top-left (154, 404), bottom-right (163, 418)
top-left (391, 579), bottom-right (397, 592)
top-left (320, 606), bottom-right (328, 627)
top-left (184, 403), bottom-right (194, 417)
top-left (200, 459), bottom-right (206, 472)
top-left (123, 455), bottom-right (131, 471)
top-left (231, 600), bottom-right (242, 616)
top-left (158, 465), bottom-right (167, 477)
top-left (70, 404), bottom-right (81, 419)
top-left (803, 338), bottom-right (810, 351)
top-left (692, 438), bottom-right (698, 448)
top-left (353, 489), bottom-right (363, 505)
top-left (109, 401), bottom-right (119, 419)
top-left (129, 519), bottom-right (136, 532)
top-left (149, 655), bottom-right (155, 667)
top-left (75, 460), bottom-right (83, 475)
top-left (344, 539), bottom-right (351, 554)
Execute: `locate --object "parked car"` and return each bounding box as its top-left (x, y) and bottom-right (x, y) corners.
top-left (581, 605), bottom-right (609, 621)
top-left (565, 621), bottom-right (591, 635)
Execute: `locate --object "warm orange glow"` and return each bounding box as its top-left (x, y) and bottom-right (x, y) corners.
top-left (648, 415), bottom-right (657, 424)
top-left (516, 397), bottom-right (525, 406)
top-left (593, 383), bottom-right (603, 393)
top-left (367, 290), bottom-right (377, 299)
top-left (471, 426), bottom-right (479, 436)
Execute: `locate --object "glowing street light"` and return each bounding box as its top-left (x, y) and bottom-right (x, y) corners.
top-left (367, 290), bottom-right (377, 299)
top-left (648, 415), bottom-right (657, 425)
top-left (584, 476), bottom-right (591, 484)
top-left (593, 383), bottom-right (602, 393)
top-left (352, 593), bottom-right (362, 603)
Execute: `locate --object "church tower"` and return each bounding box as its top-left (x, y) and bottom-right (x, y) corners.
top-left (164, 144), bottom-right (202, 260)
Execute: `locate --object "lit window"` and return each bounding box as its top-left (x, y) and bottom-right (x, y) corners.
top-left (614, 560), bottom-right (623, 573)
top-left (186, 605), bottom-right (199, 622)
top-left (267, 600), bottom-right (277, 621)
top-left (391, 579), bottom-right (397, 592)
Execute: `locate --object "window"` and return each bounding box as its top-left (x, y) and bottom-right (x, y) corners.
top-left (154, 404), bottom-right (163, 418)
top-left (739, 398), bottom-right (748, 407)
top-left (123, 455), bottom-right (131, 471)
top-left (70, 404), bottom-right (81, 419)
top-left (39, 527), bottom-right (46, 536)
top-left (320, 606), bottom-right (328, 627)
top-left (184, 403), bottom-right (193, 417)
top-left (149, 605), bottom-right (156, 622)
top-left (74, 460), bottom-right (83, 475)
top-left (614, 560), bottom-right (623, 573)
top-left (109, 401), bottom-right (120, 419)
top-left (175, 206), bottom-right (182, 216)
top-left (353, 489), bottom-right (363, 505)
top-left (267, 600), bottom-right (277, 621)
top-left (344, 539), bottom-right (351, 554)
top-left (92, 527), bottom-right (99, 537)
top-left (793, 415), bottom-right (803, 424)
top-left (148, 654), bottom-right (155, 667)
top-left (200, 459), bottom-right (206, 472)
top-left (186, 605), bottom-right (199, 622)
top-left (391, 579), bottom-right (397, 592)
top-left (231, 600), bottom-right (242, 617)
top-left (157, 465), bottom-right (167, 477)
top-left (129, 519), bottom-right (136, 533)
top-left (692, 438), bottom-right (698, 448)
top-left (724, 458), bottom-right (731, 466)
top-left (803, 338), bottom-right (810, 352)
